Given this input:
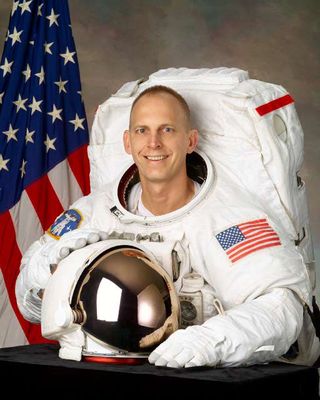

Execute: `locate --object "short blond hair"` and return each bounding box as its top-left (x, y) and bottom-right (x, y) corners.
top-left (129, 85), bottom-right (191, 128)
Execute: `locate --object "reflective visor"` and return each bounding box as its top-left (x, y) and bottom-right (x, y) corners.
top-left (71, 247), bottom-right (172, 353)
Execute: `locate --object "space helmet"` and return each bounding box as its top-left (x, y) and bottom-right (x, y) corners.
top-left (41, 240), bottom-right (180, 363)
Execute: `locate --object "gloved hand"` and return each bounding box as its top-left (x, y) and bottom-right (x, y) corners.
top-left (148, 325), bottom-right (224, 368)
top-left (57, 230), bottom-right (108, 261)
top-left (48, 229), bottom-right (109, 273)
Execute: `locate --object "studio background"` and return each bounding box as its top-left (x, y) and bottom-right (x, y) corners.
top-left (1, 0), bottom-right (319, 290)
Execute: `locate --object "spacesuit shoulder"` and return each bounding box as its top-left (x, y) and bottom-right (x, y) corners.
top-left (46, 188), bottom-right (112, 240)
top-left (184, 204), bottom-right (311, 307)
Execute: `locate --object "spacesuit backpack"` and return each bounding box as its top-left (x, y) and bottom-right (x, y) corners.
top-left (89, 67), bottom-right (317, 301)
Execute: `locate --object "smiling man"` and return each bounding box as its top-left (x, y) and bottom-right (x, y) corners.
top-left (15, 85), bottom-right (320, 368)
top-left (123, 87), bottom-right (199, 216)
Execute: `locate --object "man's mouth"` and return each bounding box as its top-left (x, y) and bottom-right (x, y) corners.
top-left (144, 155), bottom-right (168, 161)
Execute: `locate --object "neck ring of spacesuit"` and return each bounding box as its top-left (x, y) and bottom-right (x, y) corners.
top-left (111, 150), bottom-right (215, 224)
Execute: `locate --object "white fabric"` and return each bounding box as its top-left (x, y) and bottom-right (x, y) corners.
top-left (128, 181), bottom-right (201, 217)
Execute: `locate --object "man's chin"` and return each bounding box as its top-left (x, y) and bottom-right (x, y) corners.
top-left (140, 173), bottom-right (169, 185)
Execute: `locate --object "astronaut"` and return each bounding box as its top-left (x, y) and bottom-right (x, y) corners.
top-left (15, 85), bottom-right (320, 368)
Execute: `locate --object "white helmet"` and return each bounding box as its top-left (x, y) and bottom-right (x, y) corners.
top-left (41, 240), bottom-right (180, 363)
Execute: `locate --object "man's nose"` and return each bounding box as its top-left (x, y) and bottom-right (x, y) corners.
top-left (147, 131), bottom-right (162, 148)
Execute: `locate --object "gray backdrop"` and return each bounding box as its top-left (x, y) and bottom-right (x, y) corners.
top-left (1, 0), bottom-right (319, 288)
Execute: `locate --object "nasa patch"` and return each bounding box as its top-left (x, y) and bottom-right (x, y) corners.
top-left (47, 209), bottom-right (82, 239)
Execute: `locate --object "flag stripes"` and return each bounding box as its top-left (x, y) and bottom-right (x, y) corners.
top-left (26, 174), bottom-right (64, 230)
top-left (216, 218), bottom-right (281, 264)
top-left (0, 270), bottom-right (27, 347)
top-left (47, 159), bottom-right (83, 210)
top-left (67, 144), bottom-right (90, 195)
top-left (10, 190), bottom-right (43, 253)
top-left (0, 210), bottom-right (44, 344)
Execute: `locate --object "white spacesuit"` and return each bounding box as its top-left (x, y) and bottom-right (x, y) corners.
top-left (15, 67), bottom-right (320, 368)
top-left (15, 147), bottom-right (320, 367)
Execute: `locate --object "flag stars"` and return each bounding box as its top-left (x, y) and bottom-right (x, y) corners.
top-left (3, 124), bottom-right (19, 142)
top-left (0, 92), bottom-right (4, 104)
top-left (44, 135), bottom-right (57, 152)
top-left (54, 77), bottom-right (68, 94)
top-left (29, 97), bottom-right (42, 115)
top-left (0, 154), bottom-right (10, 172)
top-left (19, 0), bottom-right (33, 15)
top-left (22, 64), bottom-right (31, 81)
top-left (13, 94), bottom-right (28, 112)
top-left (69, 114), bottom-right (85, 132)
top-left (44, 41), bottom-right (54, 55)
top-left (0, 58), bottom-right (14, 77)
top-left (35, 66), bottom-right (45, 85)
top-left (46, 8), bottom-right (60, 27)
top-left (60, 47), bottom-right (76, 65)
top-left (8, 27), bottom-right (23, 46)
top-left (20, 160), bottom-right (27, 178)
top-left (47, 104), bottom-right (63, 123)
top-left (38, 3), bottom-right (43, 16)
top-left (11, 1), bottom-right (19, 16)
top-left (25, 128), bottom-right (35, 144)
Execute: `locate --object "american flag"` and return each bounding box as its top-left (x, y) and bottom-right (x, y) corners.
top-left (0, 0), bottom-right (90, 347)
top-left (216, 219), bottom-right (281, 263)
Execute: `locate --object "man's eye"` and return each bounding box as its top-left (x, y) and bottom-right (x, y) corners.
top-left (163, 127), bottom-right (173, 133)
top-left (136, 128), bottom-right (145, 134)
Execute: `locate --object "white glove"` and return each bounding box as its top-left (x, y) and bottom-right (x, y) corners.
top-left (56, 230), bottom-right (108, 262)
top-left (148, 325), bottom-right (224, 368)
top-left (58, 326), bottom-right (85, 361)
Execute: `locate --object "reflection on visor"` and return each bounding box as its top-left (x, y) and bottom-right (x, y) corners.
top-left (71, 248), bottom-right (171, 353)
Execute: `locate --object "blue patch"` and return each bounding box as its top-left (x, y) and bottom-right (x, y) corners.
top-left (48, 209), bottom-right (82, 239)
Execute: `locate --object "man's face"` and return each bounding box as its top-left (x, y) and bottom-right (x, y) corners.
top-left (123, 92), bottom-right (198, 185)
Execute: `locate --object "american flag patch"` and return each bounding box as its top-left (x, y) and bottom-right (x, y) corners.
top-left (215, 219), bottom-right (281, 263)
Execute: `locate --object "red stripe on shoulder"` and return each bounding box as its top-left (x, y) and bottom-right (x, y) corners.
top-left (256, 94), bottom-right (294, 116)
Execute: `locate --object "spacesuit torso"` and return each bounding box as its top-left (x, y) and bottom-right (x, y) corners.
top-left (15, 150), bottom-right (320, 367)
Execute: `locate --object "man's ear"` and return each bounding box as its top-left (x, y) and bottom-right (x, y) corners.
top-left (187, 129), bottom-right (199, 154)
top-left (123, 130), bottom-right (132, 154)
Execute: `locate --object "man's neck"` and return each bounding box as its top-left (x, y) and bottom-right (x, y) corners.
top-left (140, 177), bottom-right (195, 216)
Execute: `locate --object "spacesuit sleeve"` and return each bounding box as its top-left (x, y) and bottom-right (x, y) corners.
top-left (197, 234), bottom-right (313, 366)
top-left (15, 194), bottom-right (97, 323)
top-left (201, 286), bottom-right (304, 366)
